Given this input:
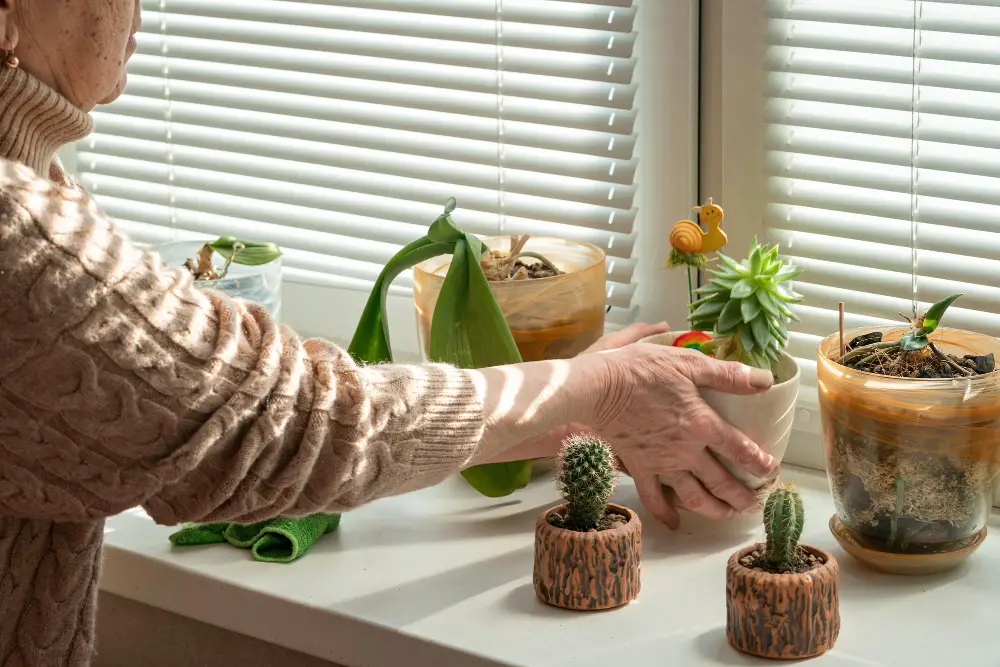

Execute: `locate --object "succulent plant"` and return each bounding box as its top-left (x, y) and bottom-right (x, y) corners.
top-left (556, 434), bottom-right (617, 531)
top-left (688, 236), bottom-right (802, 371)
top-left (763, 484), bottom-right (805, 571)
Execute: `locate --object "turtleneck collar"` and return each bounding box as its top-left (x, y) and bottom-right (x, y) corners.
top-left (0, 66), bottom-right (93, 178)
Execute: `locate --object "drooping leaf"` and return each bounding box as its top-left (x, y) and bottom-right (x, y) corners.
top-left (691, 299), bottom-right (727, 319)
top-left (751, 315), bottom-right (773, 350)
top-left (209, 236), bottom-right (283, 266)
top-left (348, 200), bottom-right (531, 498)
top-left (738, 322), bottom-right (756, 352)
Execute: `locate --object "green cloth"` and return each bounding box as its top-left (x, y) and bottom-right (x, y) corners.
top-left (168, 514), bottom-right (341, 563)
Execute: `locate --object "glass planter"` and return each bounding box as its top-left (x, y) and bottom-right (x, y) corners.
top-left (153, 240), bottom-right (282, 321)
top-left (817, 326), bottom-right (1000, 558)
top-left (413, 236), bottom-right (606, 363)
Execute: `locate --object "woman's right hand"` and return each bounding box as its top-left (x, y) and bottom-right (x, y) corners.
top-left (585, 343), bottom-right (777, 529)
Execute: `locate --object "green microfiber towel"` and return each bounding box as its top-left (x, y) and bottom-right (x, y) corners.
top-left (168, 513), bottom-right (341, 564)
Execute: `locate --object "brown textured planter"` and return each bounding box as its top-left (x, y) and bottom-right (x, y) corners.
top-left (533, 503), bottom-right (641, 611)
top-left (726, 543), bottom-right (840, 659)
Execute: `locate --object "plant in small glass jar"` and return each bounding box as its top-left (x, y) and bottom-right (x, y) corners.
top-left (820, 294), bottom-right (1000, 573)
top-left (726, 484), bottom-right (840, 660)
top-left (532, 434), bottom-right (641, 611)
top-left (643, 236), bottom-right (804, 492)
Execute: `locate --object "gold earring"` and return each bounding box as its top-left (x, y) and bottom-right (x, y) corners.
top-left (2, 50), bottom-right (16, 70)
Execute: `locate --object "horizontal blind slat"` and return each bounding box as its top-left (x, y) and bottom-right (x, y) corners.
top-left (139, 6), bottom-right (636, 57)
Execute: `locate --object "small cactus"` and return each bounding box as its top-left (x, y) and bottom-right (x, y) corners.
top-left (556, 434), bottom-right (617, 531)
top-left (763, 484), bottom-right (805, 570)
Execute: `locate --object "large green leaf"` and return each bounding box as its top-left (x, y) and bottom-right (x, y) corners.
top-left (349, 199), bottom-right (531, 498)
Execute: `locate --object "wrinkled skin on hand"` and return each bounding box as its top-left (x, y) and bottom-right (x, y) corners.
top-left (588, 340), bottom-right (776, 529)
top-left (518, 322), bottom-right (776, 529)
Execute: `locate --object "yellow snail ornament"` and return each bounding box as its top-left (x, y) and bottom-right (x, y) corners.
top-left (666, 197), bottom-right (729, 306)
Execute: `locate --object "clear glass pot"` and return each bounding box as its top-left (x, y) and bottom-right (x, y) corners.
top-left (817, 326), bottom-right (1000, 555)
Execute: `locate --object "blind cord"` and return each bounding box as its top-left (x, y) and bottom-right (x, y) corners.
top-left (909, 2), bottom-right (920, 320)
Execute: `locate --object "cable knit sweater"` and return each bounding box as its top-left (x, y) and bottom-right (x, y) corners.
top-left (0, 67), bottom-right (485, 666)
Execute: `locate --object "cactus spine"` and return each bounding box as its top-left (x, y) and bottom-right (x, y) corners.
top-left (556, 434), bottom-right (617, 531)
top-left (763, 484), bottom-right (805, 570)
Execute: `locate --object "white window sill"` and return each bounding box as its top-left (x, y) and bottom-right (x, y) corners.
top-left (100, 463), bottom-right (1000, 667)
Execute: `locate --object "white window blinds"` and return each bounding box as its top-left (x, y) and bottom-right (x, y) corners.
top-left (764, 0), bottom-right (1000, 384)
top-left (75, 0), bottom-right (639, 325)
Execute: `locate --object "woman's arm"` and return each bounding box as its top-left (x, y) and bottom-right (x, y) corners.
top-left (0, 161), bottom-right (589, 524)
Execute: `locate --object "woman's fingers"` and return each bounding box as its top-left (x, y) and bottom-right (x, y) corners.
top-left (660, 470), bottom-right (735, 520)
top-left (633, 472), bottom-right (680, 530)
top-left (681, 353), bottom-right (774, 395)
top-left (689, 450), bottom-right (759, 513)
top-left (688, 403), bottom-right (776, 479)
top-left (584, 321), bottom-right (670, 353)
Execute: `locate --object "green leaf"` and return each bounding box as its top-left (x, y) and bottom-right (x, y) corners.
top-left (738, 322), bottom-right (756, 352)
top-left (749, 245), bottom-right (763, 275)
top-left (731, 279), bottom-right (758, 299)
top-left (741, 293), bottom-right (762, 323)
top-left (756, 287), bottom-right (781, 317)
top-left (716, 299), bottom-right (743, 334)
top-left (775, 284), bottom-right (804, 303)
top-left (706, 267), bottom-right (742, 282)
top-left (209, 236), bottom-right (283, 266)
top-left (691, 299), bottom-right (727, 319)
top-left (710, 278), bottom-right (737, 292)
top-left (899, 332), bottom-right (929, 351)
top-left (919, 293), bottom-right (962, 335)
top-left (774, 264), bottom-right (803, 282)
top-left (717, 252), bottom-right (751, 277)
top-left (460, 462), bottom-right (532, 498)
top-left (751, 315), bottom-right (773, 350)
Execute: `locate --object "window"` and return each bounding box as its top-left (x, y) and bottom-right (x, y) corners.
top-left (707, 0), bottom-right (1000, 477)
top-left (69, 0), bottom-right (699, 350)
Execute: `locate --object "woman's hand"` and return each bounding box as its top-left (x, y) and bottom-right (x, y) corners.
top-left (589, 343), bottom-right (776, 529)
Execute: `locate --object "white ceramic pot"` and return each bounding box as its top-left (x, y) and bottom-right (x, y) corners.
top-left (640, 331), bottom-right (800, 491)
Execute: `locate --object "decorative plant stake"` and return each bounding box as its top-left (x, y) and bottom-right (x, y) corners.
top-left (820, 294), bottom-right (1000, 573)
top-left (348, 198), bottom-right (532, 498)
top-left (666, 197), bottom-right (729, 309)
top-left (533, 434), bottom-right (641, 611)
top-left (726, 484), bottom-right (840, 660)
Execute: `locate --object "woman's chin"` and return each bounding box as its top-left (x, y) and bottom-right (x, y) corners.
top-left (97, 72), bottom-right (128, 106)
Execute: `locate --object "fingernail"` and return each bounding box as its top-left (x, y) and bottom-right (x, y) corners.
top-left (747, 366), bottom-right (774, 389)
top-left (763, 453), bottom-right (776, 469)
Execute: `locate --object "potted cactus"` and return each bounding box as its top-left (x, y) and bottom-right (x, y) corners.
top-left (533, 434), bottom-right (641, 611)
top-left (726, 484), bottom-right (840, 659)
top-left (643, 235), bottom-right (802, 491)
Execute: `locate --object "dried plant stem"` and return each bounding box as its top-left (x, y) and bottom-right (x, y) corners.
top-left (836, 340), bottom-right (899, 366)
top-left (929, 342), bottom-right (974, 377)
top-left (518, 251), bottom-right (561, 274)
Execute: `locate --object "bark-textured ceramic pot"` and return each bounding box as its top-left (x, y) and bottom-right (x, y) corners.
top-left (725, 543), bottom-right (840, 659)
top-left (533, 503), bottom-right (641, 611)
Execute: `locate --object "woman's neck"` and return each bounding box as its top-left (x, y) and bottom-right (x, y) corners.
top-left (0, 67), bottom-right (93, 177)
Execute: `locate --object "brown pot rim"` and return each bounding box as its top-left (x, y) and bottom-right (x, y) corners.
top-left (728, 543), bottom-right (838, 579)
top-left (413, 236), bottom-right (607, 283)
top-left (818, 326), bottom-right (1000, 383)
top-left (539, 502), bottom-right (639, 535)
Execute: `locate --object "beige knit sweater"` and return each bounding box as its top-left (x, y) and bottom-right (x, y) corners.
top-left (0, 67), bottom-right (485, 666)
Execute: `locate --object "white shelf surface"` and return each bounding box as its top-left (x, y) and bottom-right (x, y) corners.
top-left (100, 465), bottom-right (1000, 667)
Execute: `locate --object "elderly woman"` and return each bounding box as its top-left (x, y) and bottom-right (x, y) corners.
top-left (0, 1), bottom-right (777, 665)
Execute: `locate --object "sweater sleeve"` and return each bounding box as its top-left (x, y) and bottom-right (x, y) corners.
top-left (0, 160), bottom-right (485, 525)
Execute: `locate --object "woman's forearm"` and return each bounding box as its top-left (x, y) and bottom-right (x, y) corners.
top-left (464, 357), bottom-right (598, 465)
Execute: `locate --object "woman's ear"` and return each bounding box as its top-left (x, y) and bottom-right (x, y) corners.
top-left (0, 1), bottom-right (18, 53)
